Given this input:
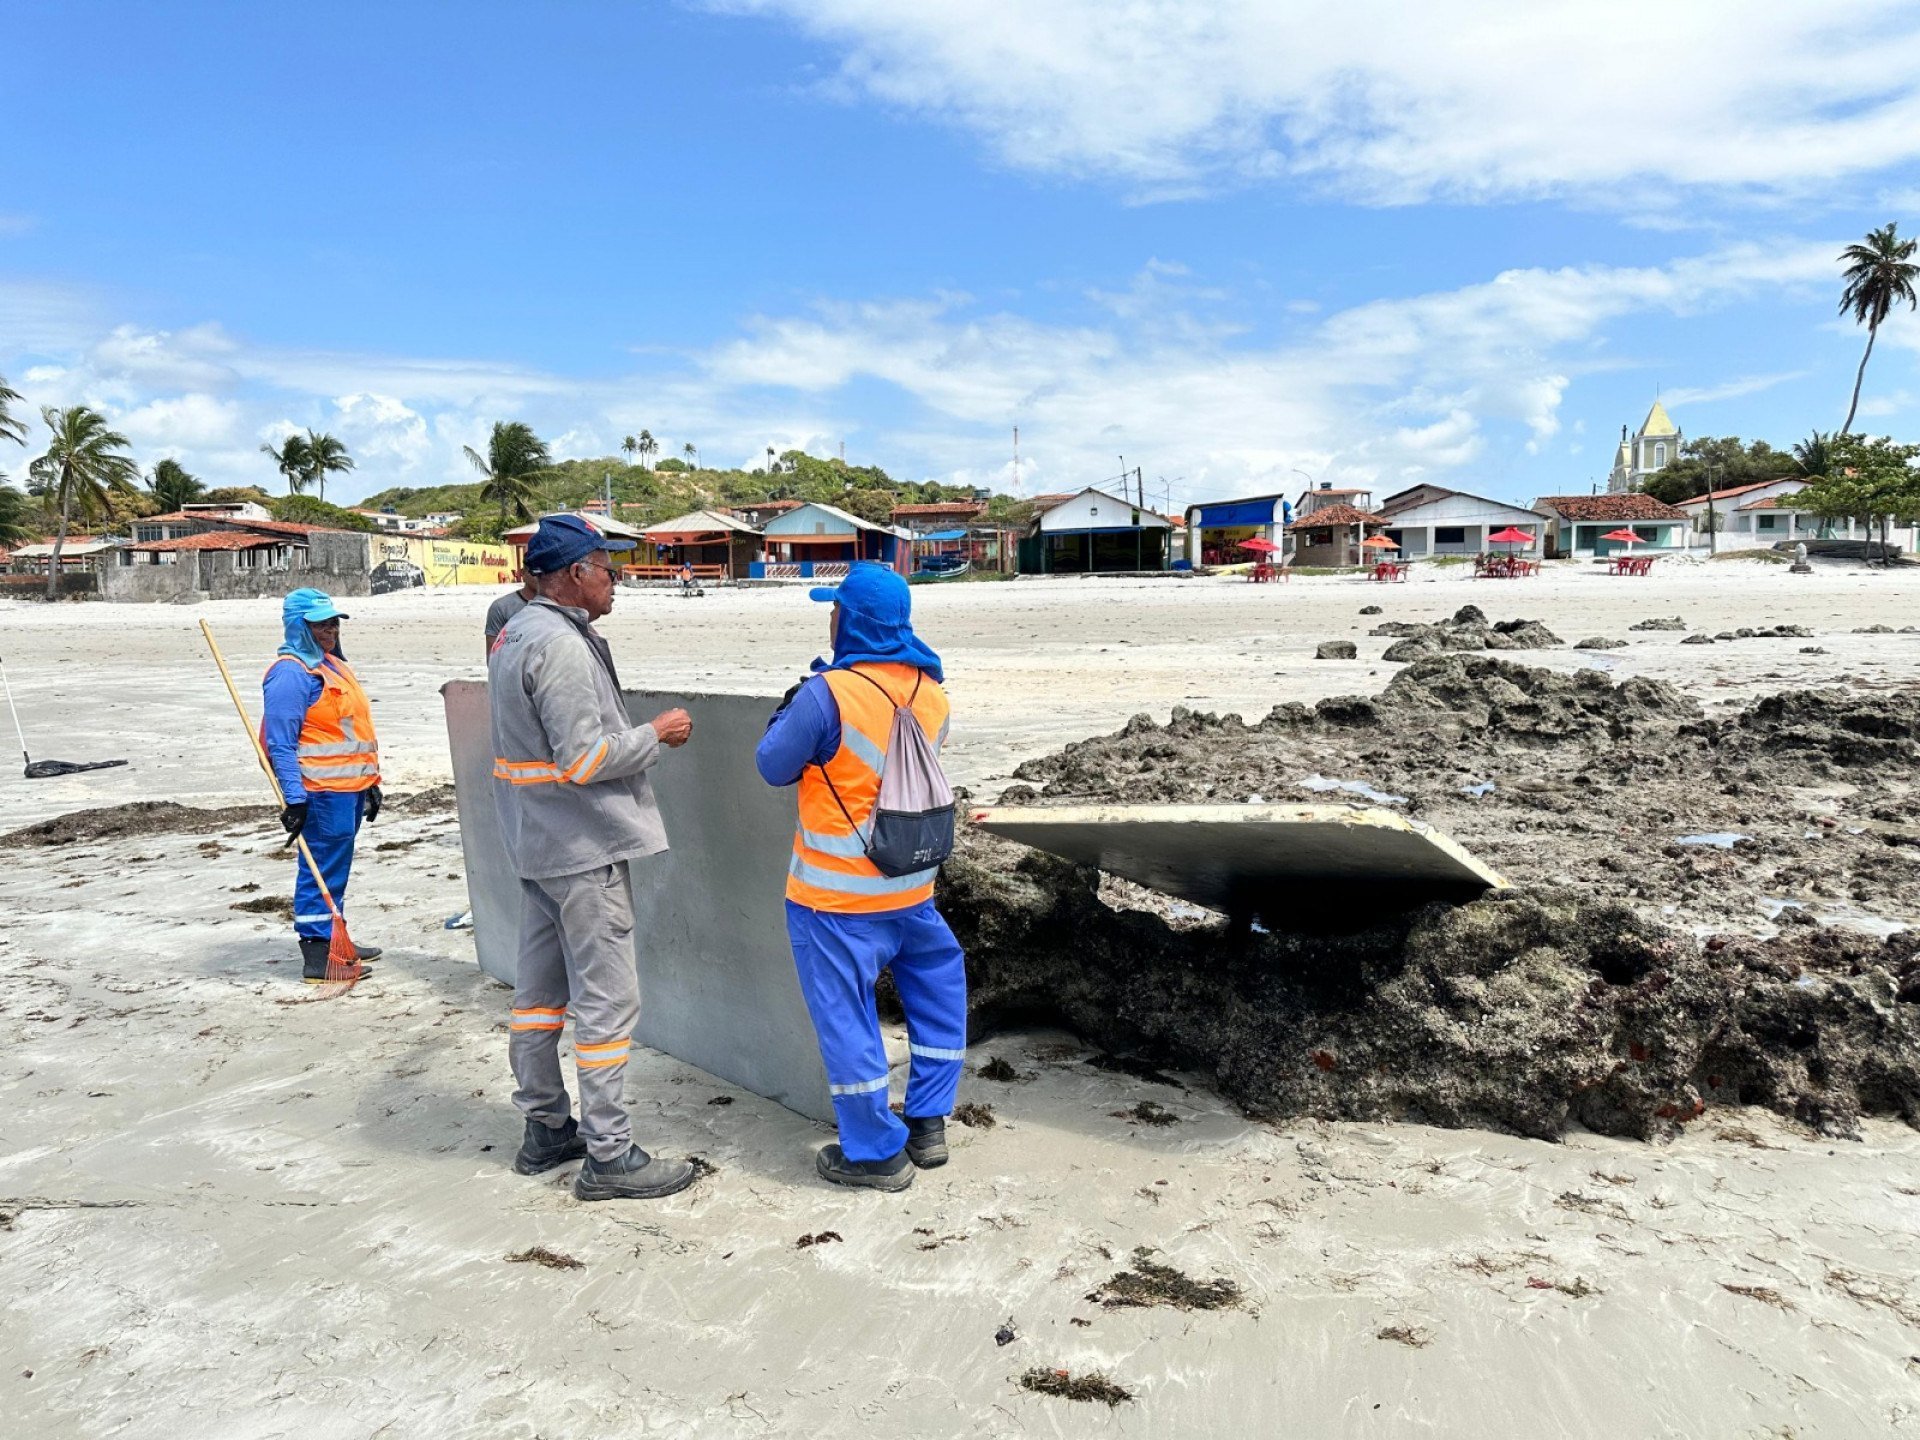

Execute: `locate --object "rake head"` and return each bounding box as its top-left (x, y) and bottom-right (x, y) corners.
top-left (313, 913), bottom-right (364, 997)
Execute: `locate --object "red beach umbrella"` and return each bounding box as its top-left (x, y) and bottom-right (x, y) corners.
top-left (1601, 527), bottom-right (1645, 551)
top-left (1238, 537), bottom-right (1280, 553)
top-left (1487, 526), bottom-right (1534, 553)
top-left (1360, 535), bottom-right (1399, 550)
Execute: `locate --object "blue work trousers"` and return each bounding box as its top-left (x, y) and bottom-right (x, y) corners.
top-left (293, 790), bottom-right (366, 940)
top-left (785, 898), bottom-right (969, 1162)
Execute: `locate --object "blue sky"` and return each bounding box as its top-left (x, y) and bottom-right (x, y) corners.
top-left (3, 0), bottom-right (1918, 511)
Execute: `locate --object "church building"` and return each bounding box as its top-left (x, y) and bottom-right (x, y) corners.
top-left (1606, 400), bottom-right (1683, 493)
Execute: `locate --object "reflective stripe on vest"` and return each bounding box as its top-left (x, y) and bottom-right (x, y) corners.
top-left (785, 662), bottom-right (950, 915)
top-left (263, 656), bottom-right (380, 794)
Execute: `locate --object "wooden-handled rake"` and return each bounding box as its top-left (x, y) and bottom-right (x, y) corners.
top-left (200, 620), bottom-right (361, 996)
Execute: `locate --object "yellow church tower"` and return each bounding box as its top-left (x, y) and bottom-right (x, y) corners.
top-left (1606, 400), bottom-right (1682, 493)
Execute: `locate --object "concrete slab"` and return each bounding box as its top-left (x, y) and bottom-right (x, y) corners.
top-left (443, 681), bottom-right (832, 1122)
top-left (968, 802), bottom-right (1506, 920)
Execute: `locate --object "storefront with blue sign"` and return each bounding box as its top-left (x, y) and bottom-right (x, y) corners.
top-left (1182, 494), bottom-right (1293, 566)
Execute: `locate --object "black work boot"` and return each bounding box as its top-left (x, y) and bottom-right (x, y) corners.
top-left (355, 944), bottom-right (384, 961)
top-left (904, 1116), bottom-right (949, 1169)
top-left (816, 1143), bottom-right (914, 1192)
top-left (573, 1145), bottom-right (696, 1202)
top-left (299, 936), bottom-right (375, 984)
top-left (513, 1117), bottom-right (588, 1175)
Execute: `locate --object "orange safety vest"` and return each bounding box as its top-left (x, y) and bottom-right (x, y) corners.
top-left (787, 662), bottom-right (950, 914)
top-left (262, 655), bottom-right (382, 794)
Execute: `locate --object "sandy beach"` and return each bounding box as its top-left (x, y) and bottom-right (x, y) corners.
top-left (5, 557), bottom-right (1920, 1438)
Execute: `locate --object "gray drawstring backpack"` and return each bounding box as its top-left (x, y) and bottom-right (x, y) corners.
top-left (820, 668), bottom-right (955, 877)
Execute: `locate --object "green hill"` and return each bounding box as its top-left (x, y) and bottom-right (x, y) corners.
top-left (359, 449), bottom-right (1010, 539)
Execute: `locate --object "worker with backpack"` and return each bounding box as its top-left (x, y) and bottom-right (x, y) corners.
top-left (756, 562), bottom-right (967, 1191)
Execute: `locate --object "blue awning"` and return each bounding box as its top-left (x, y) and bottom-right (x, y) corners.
top-left (919, 528), bottom-right (969, 541)
top-left (1194, 498), bottom-right (1285, 529)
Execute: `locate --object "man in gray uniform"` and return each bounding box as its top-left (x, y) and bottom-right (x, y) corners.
top-left (488, 514), bottom-right (697, 1201)
top-left (484, 568), bottom-right (535, 659)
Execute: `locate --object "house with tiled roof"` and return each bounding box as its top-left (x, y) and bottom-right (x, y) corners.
top-left (889, 500), bottom-right (985, 533)
top-left (726, 498), bottom-right (806, 528)
top-left (105, 505), bottom-right (374, 603)
top-left (1375, 484), bottom-right (1550, 560)
top-left (1726, 486), bottom-right (1920, 551)
top-left (1606, 401), bottom-right (1683, 493)
top-left (1285, 484), bottom-right (1387, 567)
top-left (1532, 493), bottom-right (1688, 557)
top-left (1673, 477), bottom-right (1808, 542)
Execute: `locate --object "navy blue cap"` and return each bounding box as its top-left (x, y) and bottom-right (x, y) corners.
top-left (524, 514), bottom-right (636, 574)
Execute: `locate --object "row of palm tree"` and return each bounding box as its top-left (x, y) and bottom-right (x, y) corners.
top-left (260, 429), bottom-right (356, 503)
top-left (619, 431), bottom-right (703, 472)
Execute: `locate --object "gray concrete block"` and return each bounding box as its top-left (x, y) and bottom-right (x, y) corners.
top-left (443, 681), bottom-right (832, 1122)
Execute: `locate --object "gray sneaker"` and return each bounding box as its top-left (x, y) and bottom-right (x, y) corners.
top-left (573, 1145), bottom-right (696, 1202)
top-left (513, 1117), bottom-right (588, 1175)
top-left (904, 1116), bottom-right (949, 1169)
top-left (816, 1143), bottom-right (914, 1192)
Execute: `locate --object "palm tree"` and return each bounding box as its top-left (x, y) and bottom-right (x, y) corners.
top-left (0, 480), bottom-right (32, 548)
top-left (1839, 222), bottom-right (1919, 434)
top-left (0, 375), bottom-right (33, 548)
top-left (262, 433), bottom-right (312, 495)
top-left (149, 457), bottom-right (206, 512)
top-left (683, 441), bottom-right (697, 469)
top-left (300, 430), bottom-right (355, 504)
top-left (1792, 431), bottom-right (1833, 479)
top-left (0, 373), bottom-right (24, 451)
top-left (766, 446), bottom-right (777, 474)
top-left (464, 421), bottom-right (552, 530)
top-left (28, 405), bottom-right (139, 599)
top-left (622, 435), bottom-right (639, 467)
top-left (638, 429), bottom-right (657, 469)
top-left (0, 374), bottom-right (24, 498)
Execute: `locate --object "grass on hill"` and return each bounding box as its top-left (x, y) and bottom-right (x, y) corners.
top-left (359, 450), bottom-right (1024, 540)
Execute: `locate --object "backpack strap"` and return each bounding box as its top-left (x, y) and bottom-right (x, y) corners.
top-left (840, 663), bottom-right (913, 708)
top-left (810, 665), bottom-right (927, 855)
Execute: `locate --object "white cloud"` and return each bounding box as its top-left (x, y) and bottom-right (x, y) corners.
top-left (685, 239), bottom-right (1844, 500)
top-left (726, 0), bottom-right (1920, 206)
top-left (0, 237), bottom-right (1879, 505)
top-left (119, 393), bottom-right (244, 451)
top-left (90, 324), bottom-right (241, 396)
top-left (1661, 372), bottom-right (1807, 407)
top-left (330, 392), bottom-right (435, 473)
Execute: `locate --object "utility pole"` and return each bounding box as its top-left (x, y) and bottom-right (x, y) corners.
top-left (603, 470), bottom-right (612, 518)
top-left (1705, 465), bottom-right (1720, 557)
top-left (1012, 426), bottom-right (1020, 492)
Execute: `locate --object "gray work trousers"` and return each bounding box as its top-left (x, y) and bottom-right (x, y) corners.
top-left (508, 862), bottom-right (640, 1162)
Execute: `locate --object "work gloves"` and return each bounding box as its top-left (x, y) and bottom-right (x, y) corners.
top-left (279, 787), bottom-right (379, 838)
